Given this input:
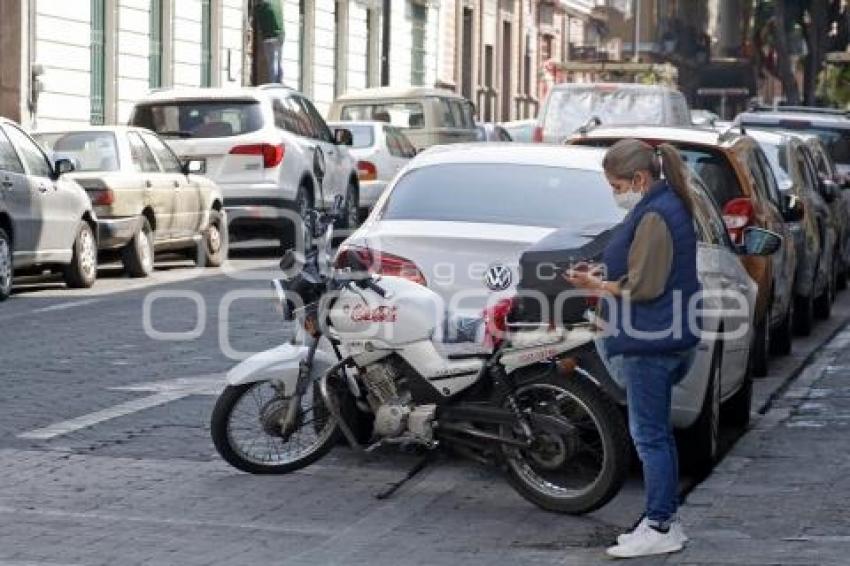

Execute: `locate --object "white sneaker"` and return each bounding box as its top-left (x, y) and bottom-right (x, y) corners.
top-left (606, 524), bottom-right (684, 558)
top-left (617, 518), bottom-right (688, 546)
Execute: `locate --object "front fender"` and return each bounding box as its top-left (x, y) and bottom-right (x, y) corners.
top-left (226, 342), bottom-right (337, 391)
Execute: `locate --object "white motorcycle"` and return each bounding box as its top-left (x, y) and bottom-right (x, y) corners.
top-left (211, 200), bottom-right (630, 514)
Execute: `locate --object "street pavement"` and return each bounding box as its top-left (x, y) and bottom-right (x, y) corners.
top-left (674, 324), bottom-right (850, 566)
top-left (1, 251), bottom-right (848, 565)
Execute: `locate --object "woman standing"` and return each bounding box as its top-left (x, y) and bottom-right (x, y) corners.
top-left (566, 139), bottom-right (700, 559)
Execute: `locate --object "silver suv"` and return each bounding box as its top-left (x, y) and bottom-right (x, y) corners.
top-left (0, 117), bottom-right (97, 300)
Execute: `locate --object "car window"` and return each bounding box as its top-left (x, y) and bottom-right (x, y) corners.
top-left (131, 99), bottom-right (264, 139)
top-left (798, 148), bottom-right (821, 190)
top-left (340, 102), bottom-right (426, 129)
top-left (5, 125), bottom-right (53, 177)
top-left (542, 87), bottom-right (666, 139)
top-left (35, 131), bottom-right (120, 172)
top-left (0, 129), bottom-right (24, 174)
top-left (448, 101), bottom-right (466, 129)
top-left (294, 96), bottom-right (333, 143)
top-left (385, 127), bottom-right (403, 157)
top-left (381, 163), bottom-right (625, 228)
top-left (395, 129), bottom-right (417, 157)
top-left (754, 148), bottom-right (781, 205)
top-left (690, 177), bottom-right (733, 247)
top-left (675, 146), bottom-right (744, 208)
top-left (335, 124), bottom-right (374, 148)
top-left (127, 132), bottom-right (161, 173)
top-left (437, 98), bottom-right (456, 127)
top-left (273, 96), bottom-right (310, 137)
top-left (498, 127), bottom-right (513, 142)
top-left (141, 132), bottom-right (182, 173)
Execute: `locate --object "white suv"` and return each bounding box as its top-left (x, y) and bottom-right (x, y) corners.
top-left (129, 86), bottom-right (359, 245)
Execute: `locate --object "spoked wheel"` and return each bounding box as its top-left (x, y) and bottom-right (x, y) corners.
top-left (499, 372), bottom-right (630, 515)
top-left (210, 380), bottom-right (339, 474)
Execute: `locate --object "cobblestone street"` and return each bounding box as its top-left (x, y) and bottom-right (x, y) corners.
top-left (1, 253), bottom-right (848, 565)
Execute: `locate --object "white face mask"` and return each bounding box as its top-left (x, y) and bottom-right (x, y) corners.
top-left (614, 187), bottom-right (643, 211)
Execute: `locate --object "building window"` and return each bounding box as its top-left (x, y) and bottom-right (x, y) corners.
top-left (91, 0), bottom-right (106, 124)
top-left (410, 2), bottom-right (427, 86)
top-left (201, 0), bottom-right (212, 86)
top-left (150, 0), bottom-right (163, 88)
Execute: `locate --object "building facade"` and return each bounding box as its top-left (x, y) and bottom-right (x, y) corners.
top-left (1, 0), bottom-right (246, 130)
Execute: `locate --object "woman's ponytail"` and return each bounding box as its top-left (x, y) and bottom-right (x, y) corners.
top-left (657, 143), bottom-right (694, 215)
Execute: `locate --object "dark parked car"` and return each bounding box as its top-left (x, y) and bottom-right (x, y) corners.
top-left (748, 129), bottom-right (837, 335)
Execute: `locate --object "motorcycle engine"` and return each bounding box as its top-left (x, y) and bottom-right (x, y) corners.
top-left (361, 360), bottom-right (435, 443)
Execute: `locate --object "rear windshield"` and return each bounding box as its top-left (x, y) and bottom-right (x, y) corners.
top-left (380, 163), bottom-right (625, 228)
top-left (34, 131), bottom-right (120, 172)
top-left (340, 102), bottom-right (425, 129)
top-left (740, 121), bottom-right (850, 165)
top-left (344, 125), bottom-right (375, 148)
top-left (131, 99), bottom-right (264, 139)
top-left (575, 139), bottom-right (744, 208)
top-left (543, 87), bottom-right (666, 138)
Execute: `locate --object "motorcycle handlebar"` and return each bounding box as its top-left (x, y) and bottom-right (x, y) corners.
top-left (362, 279), bottom-right (387, 298)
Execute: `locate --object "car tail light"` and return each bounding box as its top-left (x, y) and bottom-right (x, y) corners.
top-left (335, 245), bottom-right (427, 286)
top-left (76, 179), bottom-right (115, 206)
top-left (357, 161), bottom-right (378, 181)
top-left (229, 143), bottom-right (285, 168)
top-left (482, 296), bottom-right (517, 347)
top-left (722, 197), bottom-right (755, 244)
top-left (532, 126), bottom-right (544, 143)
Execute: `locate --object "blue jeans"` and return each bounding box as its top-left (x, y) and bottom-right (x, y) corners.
top-left (597, 340), bottom-right (695, 525)
top-left (263, 38), bottom-right (283, 83)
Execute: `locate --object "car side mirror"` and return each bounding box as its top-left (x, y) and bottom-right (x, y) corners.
top-left (52, 158), bottom-right (75, 178)
top-left (841, 176), bottom-right (850, 191)
top-left (740, 227), bottom-right (782, 256)
top-left (781, 193), bottom-right (804, 222)
top-left (182, 159), bottom-right (205, 175)
top-left (334, 128), bottom-right (353, 146)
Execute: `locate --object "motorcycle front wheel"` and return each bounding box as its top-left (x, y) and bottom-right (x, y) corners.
top-left (210, 380), bottom-right (339, 474)
top-left (499, 369), bottom-right (630, 515)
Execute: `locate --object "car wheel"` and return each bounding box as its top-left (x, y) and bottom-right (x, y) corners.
top-left (793, 290), bottom-right (814, 336)
top-left (281, 185), bottom-right (312, 251)
top-left (0, 228), bottom-right (12, 301)
top-left (814, 259), bottom-right (834, 320)
top-left (121, 217), bottom-right (154, 278)
top-left (722, 365), bottom-right (753, 429)
top-left (681, 342), bottom-right (721, 475)
top-left (769, 300), bottom-right (793, 356)
top-left (750, 311), bottom-right (770, 378)
top-left (64, 221), bottom-right (97, 288)
top-left (195, 210), bottom-right (227, 268)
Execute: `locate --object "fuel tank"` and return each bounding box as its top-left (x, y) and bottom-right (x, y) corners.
top-left (328, 276), bottom-right (443, 346)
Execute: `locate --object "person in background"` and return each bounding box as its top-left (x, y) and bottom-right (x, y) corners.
top-left (255, 0), bottom-right (284, 83)
top-left (566, 139), bottom-right (701, 559)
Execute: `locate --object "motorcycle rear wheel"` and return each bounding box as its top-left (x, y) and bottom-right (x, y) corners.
top-left (499, 369), bottom-right (630, 515)
top-left (210, 381), bottom-right (339, 474)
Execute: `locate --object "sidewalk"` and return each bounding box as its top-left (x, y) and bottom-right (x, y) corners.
top-left (672, 325), bottom-right (850, 565)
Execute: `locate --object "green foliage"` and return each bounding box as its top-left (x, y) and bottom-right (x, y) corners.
top-left (817, 64), bottom-right (850, 108)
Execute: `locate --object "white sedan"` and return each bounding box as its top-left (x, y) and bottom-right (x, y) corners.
top-left (327, 121), bottom-right (416, 219)
top-left (338, 143), bottom-right (765, 471)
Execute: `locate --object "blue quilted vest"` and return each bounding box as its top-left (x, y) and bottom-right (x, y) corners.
top-left (601, 181), bottom-right (701, 356)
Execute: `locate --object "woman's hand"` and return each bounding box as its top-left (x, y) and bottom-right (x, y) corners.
top-left (563, 263), bottom-right (619, 295)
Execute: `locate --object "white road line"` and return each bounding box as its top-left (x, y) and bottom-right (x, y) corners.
top-left (17, 391), bottom-right (190, 440)
top-left (17, 376), bottom-right (226, 440)
top-left (31, 298), bottom-right (100, 314)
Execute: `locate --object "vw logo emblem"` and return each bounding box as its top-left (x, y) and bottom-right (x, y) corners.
top-left (484, 264), bottom-right (512, 291)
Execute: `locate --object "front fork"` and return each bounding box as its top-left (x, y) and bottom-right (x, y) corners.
top-left (277, 335), bottom-right (320, 437)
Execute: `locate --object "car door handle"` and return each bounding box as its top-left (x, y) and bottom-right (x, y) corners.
top-left (37, 184), bottom-right (49, 193)
top-left (173, 181), bottom-right (180, 189)
top-left (0, 179), bottom-right (12, 189)
top-left (145, 180), bottom-right (153, 189)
